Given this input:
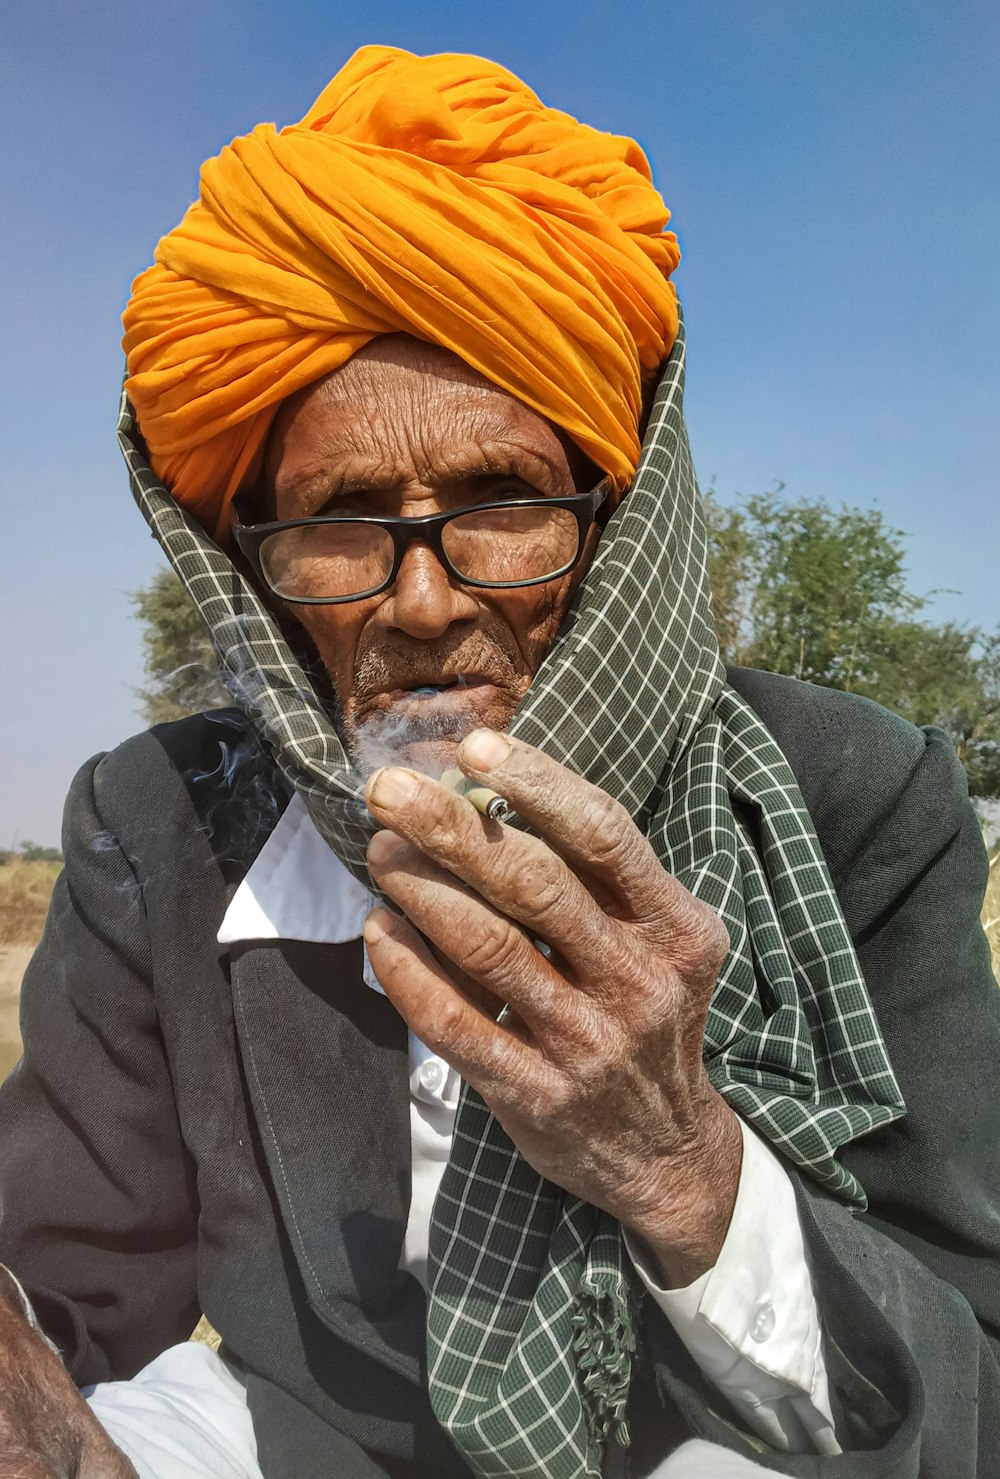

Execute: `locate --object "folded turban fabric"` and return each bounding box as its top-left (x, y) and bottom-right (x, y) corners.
top-left (122, 45), bottom-right (680, 541)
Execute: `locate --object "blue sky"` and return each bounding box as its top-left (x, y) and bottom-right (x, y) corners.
top-left (2, 0), bottom-right (997, 845)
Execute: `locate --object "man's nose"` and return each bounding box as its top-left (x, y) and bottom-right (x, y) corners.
top-left (382, 542), bottom-right (479, 639)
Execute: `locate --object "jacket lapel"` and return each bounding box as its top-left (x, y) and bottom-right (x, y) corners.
top-left (231, 936), bottom-right (427, 1382)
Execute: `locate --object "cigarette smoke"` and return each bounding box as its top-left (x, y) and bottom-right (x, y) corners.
top-left (347, 681), bottom-right (468, 780)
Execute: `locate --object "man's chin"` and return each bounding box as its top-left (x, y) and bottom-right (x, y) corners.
top-left (371, 734), bottom-right (466, 779)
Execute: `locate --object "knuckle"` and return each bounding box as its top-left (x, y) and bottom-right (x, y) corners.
top-left (513, 848), bottom-right (573, 921)
top-left (573, 1010), bottom-right (628, 1073)
top-left (622, 959), bottom-right (675, 1027)
top-left (679, 899), bottom-right (731, 980)
top-left (527, 1072), bottom-right (576, 1125)
top-left (546, 992), bottom-right (608, 1061)
top-left (460, 918), bottom-right (527, 980)
top-left (421, 786), bottom-right (466, 852)
top-left (523, 1019), bottom-right (627, 1127)
top-left (422, 994), bottom-right (467, 1052)
top-left (573, 789), bottom-right (636, 864)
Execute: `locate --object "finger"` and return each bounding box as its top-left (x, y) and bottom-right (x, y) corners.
top-left (365, 773), bottom-right (633, 987)
top-left (366, 830), bottom-right (600, 1043)
top-left (362, 906), bottom-right (550, 1111)
top-left (457, 729), bottom-right (709, 935)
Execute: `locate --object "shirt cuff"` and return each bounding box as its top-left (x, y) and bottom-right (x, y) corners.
top-left (624, 1119), bottom-right (840, 1456)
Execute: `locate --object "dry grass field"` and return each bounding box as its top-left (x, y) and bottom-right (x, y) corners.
top-left (0, 861), bottom-right (62, 1080)
top-left (0, 860), bottom-right (61, 949)
top-left (0, 848), bottom-right (998, 1086)
top-left (0, 948), bottom-right (33, 1081)
top-left (984, 847), bottom-right (1000, 984)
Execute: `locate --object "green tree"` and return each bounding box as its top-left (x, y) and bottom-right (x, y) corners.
top-left (131, 567), bottom-right (231, 726)
top-left (702, 488), bottom-right (759, 664)
top-left (705, 490), bottom-right (922, 684)
top-left (703, 491), bottom-right (1000, 800)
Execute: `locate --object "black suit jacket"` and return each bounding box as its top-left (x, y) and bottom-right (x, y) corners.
top-left (1, 670), bottom-right (998, 1477)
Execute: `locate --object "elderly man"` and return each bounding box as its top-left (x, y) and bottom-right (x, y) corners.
top-left (0, 46), bottom-right (997, 1479)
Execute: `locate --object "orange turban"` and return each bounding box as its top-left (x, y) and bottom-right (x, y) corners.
top-left (123, 46), bottom-right (680, 541)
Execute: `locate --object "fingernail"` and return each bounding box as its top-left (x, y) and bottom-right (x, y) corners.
top-left (461, 729), bottom-right (511, 771)
top-left (368, 767), bottom-right (419, 810)
top-left (367, 830), bottom-right (405, 867)
top-left (363, 907), bottom-right (394, 944)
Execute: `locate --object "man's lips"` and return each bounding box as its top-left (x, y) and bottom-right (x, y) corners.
top-left (362, 668), bottom-right (495, 697)
top-left (405, 673), bottom-right (490, 691)
top-left (370, 678), bottom-right (494, 707)
top-left (351, 673), bottom-right (525, 728)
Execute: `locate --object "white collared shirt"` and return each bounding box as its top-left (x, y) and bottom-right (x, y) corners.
top-left (219, 795), bottom-right (841, 1456)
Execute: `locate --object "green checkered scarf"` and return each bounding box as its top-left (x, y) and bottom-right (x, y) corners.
top-left (119, 319), bottom-right (905, 1478)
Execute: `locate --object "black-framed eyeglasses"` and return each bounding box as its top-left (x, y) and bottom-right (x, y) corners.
top-left (231, 480), bottom-right (610, 605)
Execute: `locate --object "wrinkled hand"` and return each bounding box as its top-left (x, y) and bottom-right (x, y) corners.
top-left (0, 1271), bottom-right (138, 1479)
top-left (364, 729), bottom-right (742, 1287)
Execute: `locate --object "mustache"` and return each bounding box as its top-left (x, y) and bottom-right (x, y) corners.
top-left (352, 630), bottom-right (523, 708)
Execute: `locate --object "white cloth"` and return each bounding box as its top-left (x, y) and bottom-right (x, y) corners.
top-left (84, 1344), bottom-right (259, 1479)
top-left (651, 1439), bottom-right (775, 1476)
top-left (70, 792), bottom-right (840, 1475)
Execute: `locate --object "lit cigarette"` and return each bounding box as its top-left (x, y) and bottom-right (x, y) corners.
top-left (440, 768), bottom-right (512, 823)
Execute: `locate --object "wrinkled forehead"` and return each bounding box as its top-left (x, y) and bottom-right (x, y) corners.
top-left (262, 334), bottom-right (597, 513)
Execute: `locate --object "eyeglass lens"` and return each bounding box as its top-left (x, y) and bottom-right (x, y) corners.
top-left (257, 504), bottom-right (580, 599)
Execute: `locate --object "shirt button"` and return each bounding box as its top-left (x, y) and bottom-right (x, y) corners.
top-left (749, 1297), bottom-right (775, 1343)
top-left (418, 1059), bottom-right (446, 1095)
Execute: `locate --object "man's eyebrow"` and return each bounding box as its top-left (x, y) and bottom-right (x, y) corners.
top-left (282, 450), bottom-right (568, 507)
top-left (337, 459), bottom-right (543, 493)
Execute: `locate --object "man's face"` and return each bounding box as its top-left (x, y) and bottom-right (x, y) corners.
top-left (260, 336), bottom-right (602, 776)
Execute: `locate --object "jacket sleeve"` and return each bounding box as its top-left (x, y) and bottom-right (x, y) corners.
top-left (640, 695), bottom-right (1000, 1477)
top-left (0, 752), bottom-right (200, 1385)
top-left (835, 727), bottom-right (1000, 1351)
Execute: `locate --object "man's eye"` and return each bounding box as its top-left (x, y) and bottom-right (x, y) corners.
top-left (314, 499), bottom-right (371, 519)
top-left (487, 480), bottom-right (536, 502)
